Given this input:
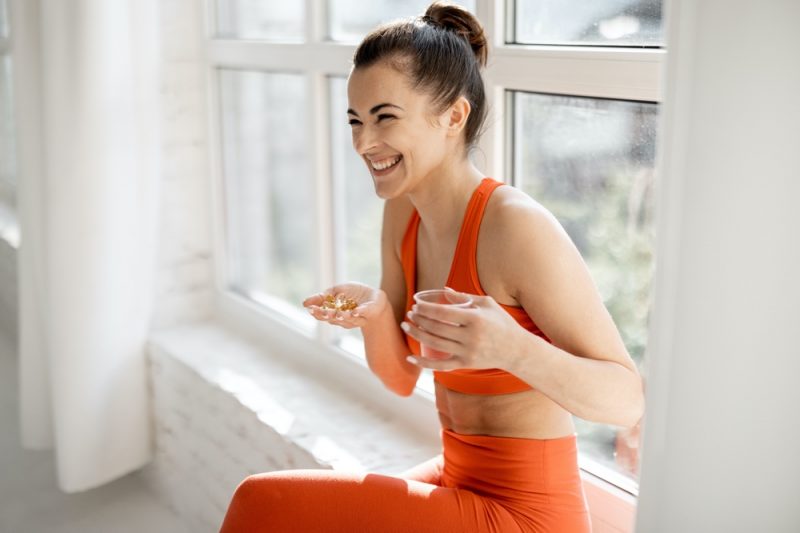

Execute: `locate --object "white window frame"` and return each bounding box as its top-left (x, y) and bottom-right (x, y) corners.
top-left (203, 0), bottom-right (663, 528)
top-left (0, 17), bottom-right (15, 209)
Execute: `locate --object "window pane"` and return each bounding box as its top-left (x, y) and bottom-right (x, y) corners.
top-left (0, 55), bottom-right (15, 195)
top-left (329, 76), bottom-right (383, 350)
top-left (219, 69), bottom-right (314, 310)
top-left (512, 91), bottom-right (658, 484)
top-left (327, 0), bottom-right (476, 42)
top-left (215, 0), bottom-right (304, 42)
top-left (512, 0), bottom-right (663, 46)
top-left (329, 77), bottom-right (382, 291)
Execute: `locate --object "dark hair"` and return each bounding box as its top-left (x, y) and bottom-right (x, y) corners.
top-left (352, 2), bottom-right (489, 153)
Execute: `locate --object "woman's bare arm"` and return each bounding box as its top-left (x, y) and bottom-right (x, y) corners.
top-left (499, 196), bottom-right (645, 427)
top-left (361, 197), bottom-right (421, 396)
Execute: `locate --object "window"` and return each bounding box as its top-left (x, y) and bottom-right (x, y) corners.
top-left (328, 76), bottom-right (382, 350)
top-left (511, 0), bottom-right (662, 46)
top-left (218, 69), bottom-right (315, 324)
top-left (511, 91), bottom-right (657, 487)
top-left (0, 0), bottom-right (16, 208)
top-left (208, 0), bottom-right (663, 500)
top-left (328, 0), bottom-right (475, 42)
top-left (215, 1), bottom-right (304, 42)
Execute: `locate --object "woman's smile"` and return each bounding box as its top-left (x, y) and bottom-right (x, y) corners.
top-left (369, 154), bottom-right (404, 177)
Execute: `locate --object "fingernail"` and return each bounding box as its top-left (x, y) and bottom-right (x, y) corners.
top-left (400, 322), bottom-right (410, 331)
top-left (406, 356), bottom-right (418, 365)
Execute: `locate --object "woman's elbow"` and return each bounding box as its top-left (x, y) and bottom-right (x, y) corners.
top-left (620, 379), bottom-right (646, 428)
top-left (600, 376), bottom-right (646, 428)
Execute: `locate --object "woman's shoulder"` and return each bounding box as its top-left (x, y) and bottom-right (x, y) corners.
top-left (476, 183), bottom-right (580, 309)
top-left (481, 183), bottom-right (573, 281)
top-left (484, 182), bottom-right (562, 239)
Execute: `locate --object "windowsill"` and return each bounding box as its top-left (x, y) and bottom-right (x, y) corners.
top-left (151, 303), bottom-right (638, 530)
top-left (148, 319), bottom-right (442, 475)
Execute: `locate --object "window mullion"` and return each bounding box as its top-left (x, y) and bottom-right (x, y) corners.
top-left (208, 41), bottom-right (354, 76)
top-left (202, 0), bottom-right (215, 39)
top-left (504, 89), bottom-right (515, 186)
top-left (489, 47), bottom-right (663, 102)
top-left (503, 0), bottom-right (515, 44)
top-left (306, 0), bottom-right (327, 43)
top-left (206, 65), bottom-right (231, 296)
top-left (309, 70), bottom-right (336, 346)
top-left (476, 76), bottom-right (506, 182)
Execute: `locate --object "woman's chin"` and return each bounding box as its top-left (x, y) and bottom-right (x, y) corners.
top-left (371, 174), bottom-right (405, 199)
top-left (373, 183), bottom-right (397, 200)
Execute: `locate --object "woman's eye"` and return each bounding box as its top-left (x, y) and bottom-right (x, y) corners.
top-left (377, 114), bottom-right (395, 122)
top-left (348, 119), bottom-right (361, 126)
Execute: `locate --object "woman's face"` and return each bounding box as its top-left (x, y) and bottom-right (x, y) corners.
top-left (347, 60), bottom-right (453, 199)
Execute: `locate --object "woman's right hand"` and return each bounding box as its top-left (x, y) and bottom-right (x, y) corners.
top-left (302, 282), bottom-right (387, 330)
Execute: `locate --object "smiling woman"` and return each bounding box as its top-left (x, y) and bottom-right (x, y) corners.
top-left (220, 1), bottom-right (644, 532)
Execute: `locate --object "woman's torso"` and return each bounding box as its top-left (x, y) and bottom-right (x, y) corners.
top-left (404, 182), bottom-right (575, 439)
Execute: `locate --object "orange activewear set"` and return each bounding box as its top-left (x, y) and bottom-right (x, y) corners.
top-left (220, 178), bottom-right (591, 532)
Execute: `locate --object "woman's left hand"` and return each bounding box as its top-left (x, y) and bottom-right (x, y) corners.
top-left (401, 288), bottom-right (526, 372)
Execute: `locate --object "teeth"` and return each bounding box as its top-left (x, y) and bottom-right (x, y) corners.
top-left (371, 156), bottom-right (401, 171)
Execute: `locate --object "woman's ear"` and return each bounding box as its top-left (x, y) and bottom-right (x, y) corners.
top-left (446, 96), bottom-right (471, 137)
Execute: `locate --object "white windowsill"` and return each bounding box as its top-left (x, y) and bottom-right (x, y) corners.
top-left (163, 290), bottom-right (638, 530)
top-left (148, 319), bottom-right (442, 475)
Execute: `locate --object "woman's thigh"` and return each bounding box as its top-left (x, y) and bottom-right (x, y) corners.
top-left (219, 468), bottom-right (525, 533)
top-left (396, 454), bottom-right (444, 485)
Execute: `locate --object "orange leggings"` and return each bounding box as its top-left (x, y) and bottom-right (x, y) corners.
top-left (219, 428), bottom-right (592, 532)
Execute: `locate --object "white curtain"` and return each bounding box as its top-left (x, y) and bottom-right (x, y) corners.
top-left (15, 0), bottom-right (161, 492)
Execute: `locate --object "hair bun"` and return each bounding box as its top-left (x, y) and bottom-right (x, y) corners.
top-left (423, 2), bottom-right (488, 67)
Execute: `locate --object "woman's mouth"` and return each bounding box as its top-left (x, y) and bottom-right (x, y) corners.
top-left (370, 155), bottom-right (403, 177)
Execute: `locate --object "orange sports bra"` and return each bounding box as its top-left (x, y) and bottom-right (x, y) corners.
top-left (401, 177), bottom-right (552, 395)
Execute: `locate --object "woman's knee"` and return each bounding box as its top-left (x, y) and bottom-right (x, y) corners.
top-left (233, 474), bottom-right (282, 505)
top-left (227, 473), bottom-right (284, 513)
top-left (221, 472), bottom-right (291, 532)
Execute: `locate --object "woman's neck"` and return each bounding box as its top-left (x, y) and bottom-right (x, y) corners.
top-left (408, 157), bottom-right (485, 243)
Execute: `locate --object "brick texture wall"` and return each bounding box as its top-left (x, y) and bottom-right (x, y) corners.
top-left (138, 344), bottom-right (325, 532)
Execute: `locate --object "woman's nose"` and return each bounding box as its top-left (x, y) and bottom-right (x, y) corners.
top-left (353, 126), bottom-right (379, 155)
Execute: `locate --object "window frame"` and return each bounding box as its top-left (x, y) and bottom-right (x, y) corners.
top-left (0, 20), bottom-right (15, 209)
top-left (203, 0), bottom-right (663, 522)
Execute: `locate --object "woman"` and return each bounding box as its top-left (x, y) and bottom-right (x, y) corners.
top-left (220, 2), bottom-right (644, 532)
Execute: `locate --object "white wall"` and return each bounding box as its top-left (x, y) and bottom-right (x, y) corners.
top-left (148, 0), bottom-right (215, 332)
top-left (636, 1), bottom-right (800, 531)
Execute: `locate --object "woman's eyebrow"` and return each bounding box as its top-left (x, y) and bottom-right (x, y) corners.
top-left (346, 103), bottom-right (404, 117)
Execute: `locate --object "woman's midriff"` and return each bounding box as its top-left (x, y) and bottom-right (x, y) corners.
top-left (435, 382), bottom-right (576, 439)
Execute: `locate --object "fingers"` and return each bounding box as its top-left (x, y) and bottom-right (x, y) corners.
top-left (405, 354), bottom-right (462, 372)
top-left (307, 305), bottom-right (366, 329)
top-left (400, 319), bottom-right (462, 355)
top-left (409, 302), bottom-right (473, 329)
top-left (302, 292), bottom-right (327, 308)
top-left (405, 309), bottom-right (468, 345)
